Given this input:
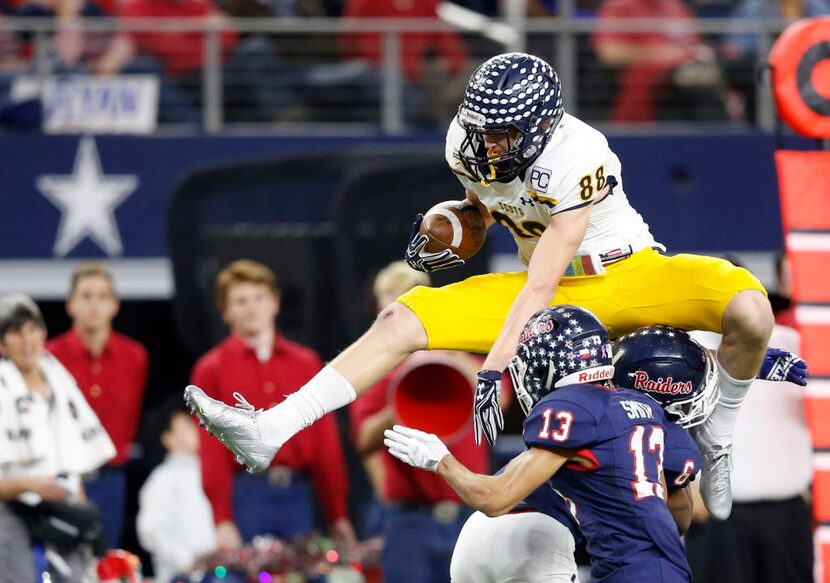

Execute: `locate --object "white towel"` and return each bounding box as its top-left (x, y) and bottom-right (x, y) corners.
top-left (0, 353), bottom-right (115, 474)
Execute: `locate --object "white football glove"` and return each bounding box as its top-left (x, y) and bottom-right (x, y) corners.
top-left (383, 425), bottom-right (450, 472)
top-left (473, 370), bottom-right (504, 446)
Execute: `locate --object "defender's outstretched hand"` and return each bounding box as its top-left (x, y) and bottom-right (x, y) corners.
top-left (758, 347), bottom-right (808, 386)
top-left (384, 425), bottom-right (450, 472)
top-left (404, 214), bottom-right (465, 273)
top-left (473, 370), bottom-right (504, 446)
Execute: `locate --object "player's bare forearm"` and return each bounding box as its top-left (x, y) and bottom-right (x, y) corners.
top-left (667, 486), bottom-right (693, 535)
top-left (483, 284), bottom-right (560, 370)
top-left (0, 477), bottom-right (38, 501)
top-left (355, 407), bottom-right (396, 455)
top-left (436, 455), bottom-right (512, 516)
top-left (482, 205), bottom-right (591, 371)
top-left (465, 190), bottom-right (496, 228)
top-left (436, 447), bottom-right (567, 517)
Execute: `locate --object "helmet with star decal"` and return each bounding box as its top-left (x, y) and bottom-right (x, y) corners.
top-left (508, 305), bottom-right (614, 416)
top-left (612, 325), bottom-right (720, 429)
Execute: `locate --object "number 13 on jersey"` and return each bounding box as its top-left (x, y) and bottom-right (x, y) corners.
top-left (629, 425), bottom-right (665, 500)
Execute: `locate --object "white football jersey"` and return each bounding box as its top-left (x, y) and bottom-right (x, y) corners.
top-left (445, 113), bottom-right (661, 266)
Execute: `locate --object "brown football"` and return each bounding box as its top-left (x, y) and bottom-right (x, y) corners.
top-left (419, 200), bottom-right (487, 260)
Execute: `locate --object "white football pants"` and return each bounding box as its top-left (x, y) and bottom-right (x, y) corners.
top-left (449, 510), bottom-right (580, 583)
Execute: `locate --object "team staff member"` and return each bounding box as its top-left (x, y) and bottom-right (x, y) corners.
top-left (47, 261), bottom-right (148, 548)
top-left (192, 260), bottom-right (355, 551)
top-left (351, 261), bottom-right (491, 582)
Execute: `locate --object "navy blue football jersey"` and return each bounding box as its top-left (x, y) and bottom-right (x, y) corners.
top-left (663, 420), bottom-right (703, 490)
top-left (516, 421), bottom-right (700, 546)
top-left (523, 383), bottom-right (691, 583)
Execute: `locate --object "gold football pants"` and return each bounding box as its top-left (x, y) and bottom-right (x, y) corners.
top-left (398, 248), bottom-right (766, 353)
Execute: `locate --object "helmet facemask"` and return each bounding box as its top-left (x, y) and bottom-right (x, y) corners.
top-left (663, 350), bottom-right (720, 429)
top-left (508, 346), bottom-right (544, 417)
top-left (456, 115), bottom-right (541, 185)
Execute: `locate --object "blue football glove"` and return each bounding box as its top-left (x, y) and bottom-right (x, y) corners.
top-left (473, 370), bottom-right (504, 446)
top-left (758, 347), bottom-right (809, 386)
top-left (404, 214), bottom-right (465, 273)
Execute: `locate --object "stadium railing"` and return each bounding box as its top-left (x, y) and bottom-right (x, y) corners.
top-left (0, 13), bottom-right (797, 132)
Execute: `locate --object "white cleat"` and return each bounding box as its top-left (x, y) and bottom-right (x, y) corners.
top-left (694, 427), bottom-right (733, 520)
top-left (184, 385), bottom-right (277, 473)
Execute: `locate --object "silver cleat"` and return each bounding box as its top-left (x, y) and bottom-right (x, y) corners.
top-left (184, 385), bottom-right (278, 474)
top-left (694, 426), bottom-right (733, 521)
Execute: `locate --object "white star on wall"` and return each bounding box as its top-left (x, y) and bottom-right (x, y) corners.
top-left (36, 136), bottom-right (138, 257)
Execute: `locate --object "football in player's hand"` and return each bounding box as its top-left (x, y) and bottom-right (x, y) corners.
top-left (420, 200), bottom-right (487, 260)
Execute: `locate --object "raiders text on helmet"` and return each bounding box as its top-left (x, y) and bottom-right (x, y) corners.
top-left (612, 326), bottom-right (720, 429)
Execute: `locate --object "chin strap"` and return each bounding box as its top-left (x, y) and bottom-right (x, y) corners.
top-left (489, 163), bottom-right (498, 180)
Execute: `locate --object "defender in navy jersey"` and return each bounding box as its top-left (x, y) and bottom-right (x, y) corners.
top-left (385, 306), bottom-right (692, 583)
top-left (450, 324), bottom-right (713, 582)
top-left (524, 383), bottom-right (691, 582)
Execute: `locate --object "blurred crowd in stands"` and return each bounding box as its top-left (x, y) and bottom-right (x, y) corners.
top-left (0, 0), bottom-right (828, 128)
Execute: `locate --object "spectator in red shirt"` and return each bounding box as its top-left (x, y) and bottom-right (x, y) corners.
top-left (340, 0), bottom-right (469, 126)
top-left (192, 260), bottom-right (355, 552)
top-left (95, 0), bottom-right (299, 123)
top-left (350, 261), bottom-right (491, 583)
top-left (342, 0), bottom-right (466, 83)
top-left (592, 0), bottom-right (725, 122)
top-left (46, 261), bottom-right (148, 549)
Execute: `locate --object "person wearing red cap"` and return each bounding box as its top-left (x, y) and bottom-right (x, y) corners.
top-left (192, 259), bottom-right (355, 552)
top-left (47, 261), bottom-right (147, 549)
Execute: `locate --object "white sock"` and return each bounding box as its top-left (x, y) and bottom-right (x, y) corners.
top-left (257, 365), bottom-right (357, 448)
top-left (702, 359), bottom-right (754, 442)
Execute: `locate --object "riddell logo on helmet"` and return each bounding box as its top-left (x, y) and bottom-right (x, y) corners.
top-left (632, 371), bottom-right (692, 395)
top-left (459, 108), bottom-right (486, 127)
top-left (520, 319), bottom-right (554, 343)
top-left (577, 368), bottom-right (613, 383)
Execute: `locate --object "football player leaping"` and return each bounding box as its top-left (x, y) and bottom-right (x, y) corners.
top-left (186, 52), bottom-right (795, 520)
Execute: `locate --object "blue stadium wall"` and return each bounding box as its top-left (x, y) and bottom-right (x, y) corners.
top-left (4, 131), bottom-right (784, 262)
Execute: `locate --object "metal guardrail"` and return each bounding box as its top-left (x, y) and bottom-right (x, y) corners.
top-left (0, 15), bottom-right (797, 132)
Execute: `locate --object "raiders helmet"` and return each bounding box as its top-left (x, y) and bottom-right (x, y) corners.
top-left (612, 325), bottom-right (720, 428)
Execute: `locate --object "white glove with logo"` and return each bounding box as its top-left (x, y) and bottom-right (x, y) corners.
top-left (383, 425), bottom-right (450, 472)
top-left (473, 370), bottom-right (504, 446)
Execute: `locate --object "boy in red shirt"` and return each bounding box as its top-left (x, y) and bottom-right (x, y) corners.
top-left (192, 260), bottom-right (355, 551)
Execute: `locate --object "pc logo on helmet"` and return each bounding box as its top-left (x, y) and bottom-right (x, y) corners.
top-left (508, 305), bottom-right (613, 416)
top-left (612, 326), bottom-right (720, 428)
top-left (455, 52), bottom-right (564, 185)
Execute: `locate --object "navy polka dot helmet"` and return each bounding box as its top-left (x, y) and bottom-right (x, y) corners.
top-left (455, 52), bottom-right (564, 185)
